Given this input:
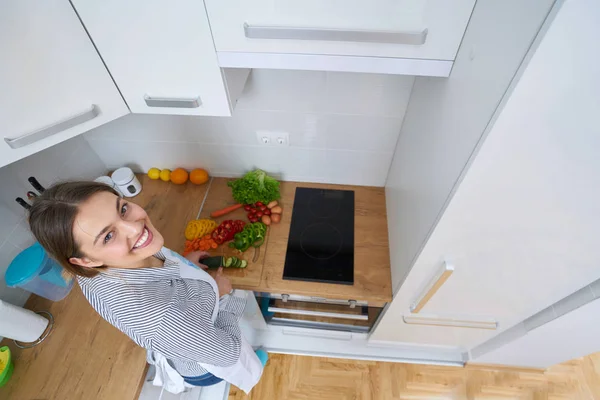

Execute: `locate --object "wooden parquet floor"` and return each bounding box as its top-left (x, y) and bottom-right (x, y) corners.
top-left (229, 352), bottom-right (600, 400)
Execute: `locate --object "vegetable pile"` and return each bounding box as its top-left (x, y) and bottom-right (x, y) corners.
top-left (184, 235), bottom-right (218, 254)
top-left (229, 222), bottom-right (267, 252)
top-left (211, 220), bottom-right (246, 245)
top-left (203, 256), bottom-right (248, 269)
top-left (244, 200), bottom-right (282, 225)
top-left (185, 219), bottom-right (217, 240)
top-left (227, 169), bottom-right (280, 206)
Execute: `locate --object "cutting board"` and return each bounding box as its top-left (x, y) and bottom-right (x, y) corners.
top-left (197, 178), bottom-right (269, 287)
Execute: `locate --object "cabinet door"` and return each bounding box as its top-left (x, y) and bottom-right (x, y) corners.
top-left (378, 0), bottom-right (600, 350)
top-left (206, 0), bottom-right (475, 61)
top-left (72, 0), bottom-right (239, 117)
top-left (0, 1), bottom-right (128, 169)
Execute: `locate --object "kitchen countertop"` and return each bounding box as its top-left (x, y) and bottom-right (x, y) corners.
top-left (0, 175), bottom-right (391, 399)
top-left (197, 178), bottom-right (393, 306)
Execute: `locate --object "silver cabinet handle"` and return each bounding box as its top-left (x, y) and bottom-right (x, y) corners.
top-left (5, 105), bottom-right (99, 149)
top-left (268, 306), bottom-right (368, 321)
top-left (348, 300), bottom-right (357, 309)
top-left (244, 23), bottom-right (428, 45)
top-left (281, 294), bottom-right (290, 303)
top-left (410, 261), bottom-right (454, 313)
top-left (403, 314), bottom-right (497, 330)
top-left (144, 96), bottom-right (201, 108)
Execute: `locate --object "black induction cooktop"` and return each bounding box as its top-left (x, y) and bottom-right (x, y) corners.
top-left (282, 187), bottom-right (355, 285)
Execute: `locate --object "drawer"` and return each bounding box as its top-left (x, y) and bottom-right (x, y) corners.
top-left (205, 0), bottom-right (476, 61)
top-left (258, 296), bottom-right (383, 333)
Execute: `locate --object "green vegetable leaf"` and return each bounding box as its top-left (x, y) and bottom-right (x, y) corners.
top-left (227, 169), bottom-right (281, 205)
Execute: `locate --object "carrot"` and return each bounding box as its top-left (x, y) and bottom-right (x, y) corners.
top-left (204, 234), bottom-right (212, 240)
top-left (210, 203), bottom-right (243, 218)
top-left (210, 242), bottom-right (218, 249)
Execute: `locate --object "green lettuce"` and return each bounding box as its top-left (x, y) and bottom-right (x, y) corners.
top-left (227, 169), bottom-right (281, 205)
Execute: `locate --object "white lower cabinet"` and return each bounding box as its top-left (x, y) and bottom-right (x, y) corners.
top-left (0, 1), bottom-right (128, 169)
top-left (72, 0), bottom-right (249, 117)
top-left (373, 0), bottom-right (600, 354)
top-left (471, 298), bottom-right (600, 368)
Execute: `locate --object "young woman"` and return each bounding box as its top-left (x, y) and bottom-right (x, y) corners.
top-left (27, 181), bottom-right (265, 391)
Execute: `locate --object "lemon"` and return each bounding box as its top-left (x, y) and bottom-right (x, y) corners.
top-left (147, 168), bottom-right (161, 180)
top-left (159, 169), bottom-right (171, 182)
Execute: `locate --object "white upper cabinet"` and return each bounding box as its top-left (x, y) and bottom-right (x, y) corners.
top-left (205, 0), bottom-right (476, 76)
top-left (0, 1), bottom-right (128, 169)
top-left (71, 0), bottom-right (249, 117)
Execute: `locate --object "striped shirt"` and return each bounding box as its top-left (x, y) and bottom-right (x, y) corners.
top-left (78, 247), bottom-right (246, 377)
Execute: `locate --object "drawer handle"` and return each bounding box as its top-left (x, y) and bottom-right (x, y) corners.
top-left (410, 261), bottom-right (454, 313)
top-left (403, 314), bottom-right (497, 330)
top-left (144, 96), bottom-right (201, 108)
top-left (268, 306), bottom-right (368, 321)
top-left (4, 105), bottom-right (99, 149)
top-left (244, 23), bottom-right (428, 45)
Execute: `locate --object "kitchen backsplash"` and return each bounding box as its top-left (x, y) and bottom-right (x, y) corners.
top-left (85, 69), bottom-right (414, 186)
top-left (0, 136), bottom-right (106, 307)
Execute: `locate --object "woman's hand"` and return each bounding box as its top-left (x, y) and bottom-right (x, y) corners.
top-left (184, 251), bottom-right (210, 270)
top-left (210, 267), bottom-right (233, 298)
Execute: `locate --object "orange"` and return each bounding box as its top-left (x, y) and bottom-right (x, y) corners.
top-left (190, 168), bottom-right (209, 185)
top-left (170, 168), bottom-right (189, 185)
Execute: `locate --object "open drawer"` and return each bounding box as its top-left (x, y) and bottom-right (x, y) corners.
top-left (257, 295), bottom-right (383, 333)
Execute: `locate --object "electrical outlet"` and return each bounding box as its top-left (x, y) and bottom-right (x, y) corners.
top-left (274, 132), bottom-right (289, 146)
top-left (256, 131), bottom-right (289, 146)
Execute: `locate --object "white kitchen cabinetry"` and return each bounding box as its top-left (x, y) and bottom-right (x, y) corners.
top-left (0, 1), bottom-right (128, 169)
top-left (71, 0), bottom-right (249, 117)
top-left (471, 298), bottom-right (600, 368)
top-left (205, 0), bottom-right (476, 76)
top-left (373, 0), bottom-right (600, 353)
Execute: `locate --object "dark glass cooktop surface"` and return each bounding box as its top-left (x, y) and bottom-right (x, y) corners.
top-left (283, 187), bottom-right (354, 285)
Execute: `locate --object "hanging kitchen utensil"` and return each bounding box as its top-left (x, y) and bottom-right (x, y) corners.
top-left (28, 177), bottom-right (45, 193)
top-left (15, 197), bottom-right (31, 210)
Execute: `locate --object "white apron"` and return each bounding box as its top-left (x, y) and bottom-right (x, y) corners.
top-left (174, 251), bottom-right (264, 394)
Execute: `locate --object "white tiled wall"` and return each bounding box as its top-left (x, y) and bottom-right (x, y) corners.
top-left (0, 136), bottom-right (107, 307)
top-left (85, 70), bottom-right (414, 186)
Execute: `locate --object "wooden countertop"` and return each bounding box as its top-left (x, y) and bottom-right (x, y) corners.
top-left (0, 175), bottom-right (391, 399)
top-left (200, 179), bottom-right (393, 306)
top-left (133, 175), bottom-right (392, 305)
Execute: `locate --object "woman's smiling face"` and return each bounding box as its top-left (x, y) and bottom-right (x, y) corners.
top-left (70, 191), bottom-right (164, 269)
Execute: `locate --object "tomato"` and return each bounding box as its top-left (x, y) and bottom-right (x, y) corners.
top-left (255, 202), bottom-right (264, 207)
top-left (249, 216), bottom-right (259, 223)
top-left (259, 205), bottom-right (267, 211)
top-left (264, 209), bottom-right (271, 215)
top-left (256, 211), bottom-right (263, 217)
top-left (244, 205), bottom-right (252, 211)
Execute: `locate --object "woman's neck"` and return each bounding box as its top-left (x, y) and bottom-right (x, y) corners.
top-left (146, 255), bottom-right (165, 268)
top-left (112, 255), bottom-right (164, 270)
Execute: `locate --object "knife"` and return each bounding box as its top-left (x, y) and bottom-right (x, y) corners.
top-left (28, 177), bottom-right (45, 193)
top-left (16, 197), bottom-right (31, 210)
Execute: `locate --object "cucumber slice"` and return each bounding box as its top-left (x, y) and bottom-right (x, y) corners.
top-left (202, 256), bottom-right (223, 269)
top-left (233, 258), bottom-right (242, 268)
top-left (224, 257), bottom-right (234, 267)
top-left (239, 260), bottom-right (248, 269)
